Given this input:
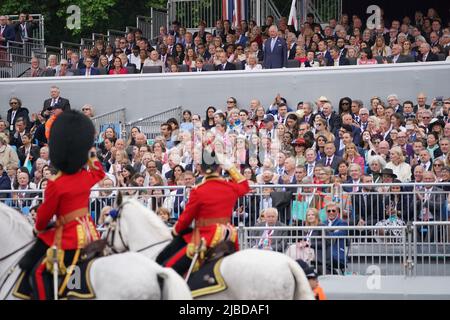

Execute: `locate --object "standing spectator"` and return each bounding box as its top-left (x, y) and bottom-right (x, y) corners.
top-left (13, 13), bottom-right (38, 43)
top-left (263, 25), bottom-right (287, 69)
top-left (7, 97), bottom-right (30, 133)
top-left (0, 15), bottom-right (15, 48)
top-left (17, 133), bottom-right (40, 167)
top-left (42, 86), bottom-right (71, 117)
top-left (324, 203), bottom-right (348, 273)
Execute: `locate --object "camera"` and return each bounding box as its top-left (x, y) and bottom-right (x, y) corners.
top-left (436, 96), bottom-right (444, 107)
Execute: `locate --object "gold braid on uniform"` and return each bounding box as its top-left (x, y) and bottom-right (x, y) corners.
top-left (228, 166), bottom-right (246, 183)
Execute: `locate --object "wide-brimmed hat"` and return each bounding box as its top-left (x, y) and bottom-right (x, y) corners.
top-left (429, 118), bottom-right (446, 131)
top-left (380, 168), bottom-right (397, 179)
top-left (291, 137), bottom-right (306, 146)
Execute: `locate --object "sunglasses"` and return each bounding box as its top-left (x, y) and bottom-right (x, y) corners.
top-left (327, 209), bottom-right (337, 213)
top-left (82, 108), bottom-right (91, 111)
top-left (246, 125), bottom-right (254, 128)
top-left (9, 102), bottom-right (18, 105)
top-left (434, 163), bottom-right (443, 167)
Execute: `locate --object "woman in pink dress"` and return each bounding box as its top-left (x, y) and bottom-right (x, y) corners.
top-left (357, 48), bottom-right (378, 65)
top-left (343, 143), bottom-right (365, 173)
top-left (109, 57), bottom-right (128, 75)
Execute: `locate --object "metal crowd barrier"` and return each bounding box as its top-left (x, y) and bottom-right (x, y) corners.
top-left (8, 14), bottom-right (45, 41)
top-left (125, 106), bottom-right (183, 140)
top-left (238, 223), bottom-right (450, 276)
top-left (91, 107), bottom-right (127, 139)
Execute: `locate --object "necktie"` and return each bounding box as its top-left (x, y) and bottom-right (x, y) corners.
top-left (0, 26), bottom-right (4, 36)
top-left (422, 163), bottom-right (426, 169)
top-left (86, 68), bottom-right (90, 76)
top-left (308, 164), bottom-right (313, 176)
top-left (32, 69), bottom-right (37, 77)
top-left (222, 64), bottom-right (226, 70)
top-left (271, 38), bottom-right (276, 52)
top-left (326, 158), bottom-right (331, 166)
top-left (51, 99), bottom-right (55, 106)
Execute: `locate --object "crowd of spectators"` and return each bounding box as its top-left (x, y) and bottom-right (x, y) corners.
top-left (1, 85), bottom-right (450, 244)
top-left (2, 6), bottom-right (449, 77)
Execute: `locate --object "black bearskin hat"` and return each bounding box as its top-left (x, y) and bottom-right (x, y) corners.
top-left (201, 150), bottom-right (220, 175)
top-left (49, 110), bottom-right (95, 174)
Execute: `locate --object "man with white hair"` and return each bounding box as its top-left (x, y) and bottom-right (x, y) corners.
top-left (418, 42), bottom-right (439, 62)
top-left (263, 25), bottom-right (287, 69)
top-left (252, 207), bottom-right (288, 252)
top-left (387, 94), bottom-right (403, 114)
top-left (55, 59), bottom-right (74, 76)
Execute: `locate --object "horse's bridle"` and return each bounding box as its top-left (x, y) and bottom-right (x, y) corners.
top-left (105, 201), bottom-right (170, 254)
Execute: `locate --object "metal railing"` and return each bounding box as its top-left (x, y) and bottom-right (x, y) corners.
top-left (168, 0), bottom-right (223, 29)
top-left (91, 108), bottom-right (127, 139)
top-left (2, 187), bottom-right (448, 276)
top-left (60, 41), bottom-right (82, 59)
top-left (7, 14), bottom-right (45, 41)
top-left (238, 223), bottom-right (450, 276)
top-left (81, 38), bottom-right (95, 50)
top-left (136, 15), bottom-right (153, 42)
top-left (304, 0), bottom-right (342, 24)
top-left (107, 29), bottom-right (127, 45)
top-left (125, 106), bottom-right (183, 140)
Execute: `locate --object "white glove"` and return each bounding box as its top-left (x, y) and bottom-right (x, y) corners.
top-left (216, 152), bottom-right (233, 170)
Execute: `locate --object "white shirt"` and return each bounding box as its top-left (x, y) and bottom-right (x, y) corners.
top-left (244, 64), bottom-right (262, 71)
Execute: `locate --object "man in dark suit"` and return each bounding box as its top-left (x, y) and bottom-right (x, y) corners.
top-left (250, 207), bottom-right (288, 252)
top-left (17, 133), bottom-right (40, 166)
top-left (387, 44), bottom-right (415, 63)
top-left (263, 25), bottom-right (287, 69)
top-left (318, 142), bottom-right (342, 173)
top-left (215, 52), bottom-right (236, 71)
top-left (321, 102), bottom-right (341, 133)
top-left (351, 175), bottom-right (384, 226)
top-left (417, 43), bottom-right (439, 62)
top-left (7, 97), bottom-right (30, 132)
top-left (13, 13), bottom-right (38, 42)
top-left (191, 57), bottom-right (208, 72)
top-left (42, 86), bottom-right (71, 118)
top-left (78, 57), bottom-right (100, 76)
top-left (414, 92), bottom-right (431, 113)
top-left (326, 46), bottom-right (350, 66)
top-left (0, 15), bottom-right (16, 46)
top-left (119, 53), bottom-right (137, 74)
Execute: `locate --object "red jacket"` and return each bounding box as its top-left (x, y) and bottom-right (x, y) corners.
top-left (175, 177), bottom-right (249, 246)
top-left (35, 161), bottom-right (105, 250)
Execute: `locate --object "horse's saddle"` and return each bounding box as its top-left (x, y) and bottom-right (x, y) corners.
top-left (187, 240), bottom-right (235, 298)
top-left (13, 240), bottom-right (106, 300)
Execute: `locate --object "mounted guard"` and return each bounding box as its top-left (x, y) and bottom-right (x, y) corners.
top-left (18, 110), bottom-right (105, 300)
top-left (156, 149), bottom-right (250, 277)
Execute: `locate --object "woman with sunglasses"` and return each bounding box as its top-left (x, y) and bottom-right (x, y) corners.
top-left (7, 97), bottom-right (30, 132)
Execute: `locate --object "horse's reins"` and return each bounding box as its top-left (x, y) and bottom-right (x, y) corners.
top-left (0, 240), bottom-right (34, 263)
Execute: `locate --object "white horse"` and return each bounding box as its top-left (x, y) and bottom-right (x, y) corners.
top-left (105, 197), bottom-right (314, 300)
top-left (0, 202), bottom-right (191, 300)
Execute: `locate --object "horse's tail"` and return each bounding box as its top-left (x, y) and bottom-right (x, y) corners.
top-left (157, 267), bottom-right (193, 300)
top-left (286, 257), bottom-right (315, 300)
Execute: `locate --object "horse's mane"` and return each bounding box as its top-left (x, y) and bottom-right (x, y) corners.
top-left (122, 197), bottom-right (172, 240)
top-left (0, 202), bottom-right (33, 238)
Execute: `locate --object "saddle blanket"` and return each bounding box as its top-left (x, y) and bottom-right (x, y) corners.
top-left (13, 259), bottom-right (97, 300)
top-left (187, 257), bottom-right (227, 298)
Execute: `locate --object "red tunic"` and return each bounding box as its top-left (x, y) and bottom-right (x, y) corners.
top-left (174, 177), bottom-right (250, 246)
top-left (35, 160), bottom-right (105, 250)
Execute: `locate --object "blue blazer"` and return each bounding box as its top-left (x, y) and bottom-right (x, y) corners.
top-left (0, 25), bottom-right (16, 45)
top-left (327, 218), bottom-right (348, 265)
top-left (78, 67), bottom-right (100, 76)
top-left (263, 37), bottom-right (287, 69)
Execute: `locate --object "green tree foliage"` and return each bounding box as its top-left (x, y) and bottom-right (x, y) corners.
top-left (0, 0), bottom-right (166, 45)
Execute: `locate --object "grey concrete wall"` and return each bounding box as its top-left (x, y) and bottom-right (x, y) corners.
top-left (320, 276), bottom-right (450, 300)
top-left (1, 62), bottom-right (449, 122)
